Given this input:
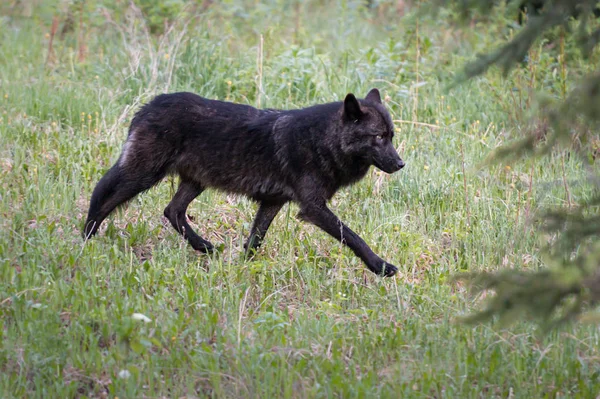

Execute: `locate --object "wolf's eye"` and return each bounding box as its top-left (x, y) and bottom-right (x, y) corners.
top-left (376, 135), bottom-right (384, 141)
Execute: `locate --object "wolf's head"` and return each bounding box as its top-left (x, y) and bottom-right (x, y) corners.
top-left (338, 88), bottom-right (404, 174)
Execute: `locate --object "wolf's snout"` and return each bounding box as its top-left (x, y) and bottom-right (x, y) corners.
top-left (388, 159), bottom-right (404, 173)
top-left (374, 154), bottom-right (405, 174)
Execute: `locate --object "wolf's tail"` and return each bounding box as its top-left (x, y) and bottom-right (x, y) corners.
top-left (83, 152), bottom-right (169, 239)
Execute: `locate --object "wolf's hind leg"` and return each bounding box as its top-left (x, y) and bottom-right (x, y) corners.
top-left (84, 164), bottom-right (165, 239)
top-left (164, 179), bottom-right (213, 253)
top-left (244, 201), bottom-right (285, 254)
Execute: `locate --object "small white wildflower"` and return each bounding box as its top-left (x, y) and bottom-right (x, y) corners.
top-left (132, 313), bottom-right (151, 323)
top-left (118, 370), bottom-right (131, 379)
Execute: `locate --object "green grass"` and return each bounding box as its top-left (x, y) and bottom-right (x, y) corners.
top-left (1, 1), bottom-right (599, 397)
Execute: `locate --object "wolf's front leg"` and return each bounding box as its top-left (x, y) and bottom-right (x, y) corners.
top-left (297, 202), bottom-right (398, 277)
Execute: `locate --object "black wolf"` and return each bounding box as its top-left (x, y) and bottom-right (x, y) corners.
top-left (83, 88), bottom-right (405, 276)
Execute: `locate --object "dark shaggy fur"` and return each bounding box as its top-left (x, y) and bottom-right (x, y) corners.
top-left (83, 88), bottom-right (404, 276)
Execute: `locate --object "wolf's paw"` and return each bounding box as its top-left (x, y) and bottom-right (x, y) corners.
top-left (190, 238), bottom-right (214, 254)
top-left (367, 261), bottom-right (398, 277)
top-left (242, 245), bottom-right (259, 261)
top-left (381, 262), bottom-right (398, 277)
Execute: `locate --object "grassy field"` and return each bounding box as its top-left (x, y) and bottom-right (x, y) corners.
top-left (1, 1), bottom-right (599, 397)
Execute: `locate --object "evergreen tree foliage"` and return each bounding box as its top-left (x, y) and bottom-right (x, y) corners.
top-left (439, 0), bottom-right (600, 330)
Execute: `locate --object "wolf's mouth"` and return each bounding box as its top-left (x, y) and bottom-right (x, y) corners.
top-left (373, 159), bottom-right (405, 174)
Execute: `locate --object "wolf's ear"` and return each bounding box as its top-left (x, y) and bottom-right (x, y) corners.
top-left (365, 88), bottom-right (382, 104)
top-left (343, 93), bottom-right (363, 121)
